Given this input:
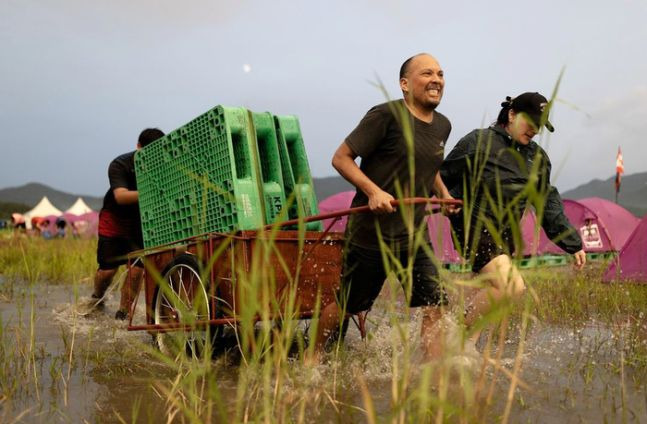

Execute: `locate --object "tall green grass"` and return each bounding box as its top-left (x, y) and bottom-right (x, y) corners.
top-left (0, 234), bottom-right (95, 293)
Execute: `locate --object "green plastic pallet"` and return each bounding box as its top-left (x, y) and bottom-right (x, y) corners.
top-left (249, 111), bottom-right (287, 225)
top-left (443, 263), bottom-right (472, 273)
top-left (135, 106), bottom-right (264, 248)
top-left (274, 115), bottom-right (321, 230)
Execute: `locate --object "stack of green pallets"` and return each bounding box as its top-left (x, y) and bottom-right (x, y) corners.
top-left (274, 115), bottom-right (321, 231)
top-left (135, 105), bottom-right (320, 248)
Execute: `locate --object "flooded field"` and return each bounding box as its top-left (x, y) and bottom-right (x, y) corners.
top-left (1, 237), bottom-right (647, 423)
top-left (1, 276), bottom-right (646, 423)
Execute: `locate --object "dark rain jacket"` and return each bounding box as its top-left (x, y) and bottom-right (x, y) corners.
top-left (440, 125), bottom-right (582, 254)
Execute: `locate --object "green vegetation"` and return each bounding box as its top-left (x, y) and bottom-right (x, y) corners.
top-left (0, 234), bottom-right (96, 295)
top-left (0, 201), bottom-right (29, 221)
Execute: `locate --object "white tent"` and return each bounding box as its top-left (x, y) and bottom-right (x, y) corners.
top-left (23, 196), bottom-right (62, 229)
top-left (65, 197), bottom-right (94, 215)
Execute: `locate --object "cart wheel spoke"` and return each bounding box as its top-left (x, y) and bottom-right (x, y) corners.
top-left (153, 255), bottom-right (211, 358)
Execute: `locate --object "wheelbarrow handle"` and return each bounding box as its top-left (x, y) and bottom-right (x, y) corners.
top-left (268, 197), bottom-right (463, 229)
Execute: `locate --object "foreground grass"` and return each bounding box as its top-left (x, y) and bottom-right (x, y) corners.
top-left (1, 236), bottom-right (647, 422)
top-left (0, 232), bottom-right (95, 295)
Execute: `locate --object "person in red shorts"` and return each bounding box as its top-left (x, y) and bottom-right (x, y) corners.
top-left (91, 128), bottom-right (164, 320)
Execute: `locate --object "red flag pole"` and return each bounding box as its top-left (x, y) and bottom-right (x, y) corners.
top-left (615, 172), bottom-right (619, 204)
top-left (615, 147), bottom-right (624, 204)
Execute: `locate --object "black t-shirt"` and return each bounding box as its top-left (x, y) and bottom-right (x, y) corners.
top-left (98, 151), bottom-right (142, 240)
top-left (345, 100), bottom-right (451, 249)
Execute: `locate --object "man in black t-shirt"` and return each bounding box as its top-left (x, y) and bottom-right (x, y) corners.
top-left (89, 128), bottom-right (164, 320)
top-left (310, 53), bottom-right (456, 363)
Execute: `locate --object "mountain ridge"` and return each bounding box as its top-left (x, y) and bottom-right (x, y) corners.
top-left (1, 171), bottom-right (645, 217)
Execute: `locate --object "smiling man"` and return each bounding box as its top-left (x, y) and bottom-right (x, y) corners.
top-left (310, 53), bottom-right (455, 363)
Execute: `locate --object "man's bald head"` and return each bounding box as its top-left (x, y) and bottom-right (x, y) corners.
top-left (399, 53), bottom-right (438, 79)
top-left (399, 53), bottom-right (444, 111)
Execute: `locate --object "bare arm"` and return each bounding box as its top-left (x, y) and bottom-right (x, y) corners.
top-left (432, 172), bottom-right (460, 214)
top-left (113, 187), bottom-right (138, 205)
top-left (332, 141), bottom-right (395, 213)
top-left (432, 172), bottom-right (450, 199)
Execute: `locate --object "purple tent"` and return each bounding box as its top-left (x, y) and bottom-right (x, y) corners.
top-left (520, 210), bottom-right (564, 256)
top-left (75, 211), bottom-right (99, 238)
top-left (603, 214), bottom-right (647, 282)
top-left (564, 198), bottom-right (639, 252)
top-left (317, 191), bottom-right (463, 264)
top-left (318, 191), bottom-right (355, 232)
top-left (39, 211), bottom-right (99, 238)
top-left (427, 213), bottom-right (462, 264)
top-left (575, 198), bottom-right (639, 249)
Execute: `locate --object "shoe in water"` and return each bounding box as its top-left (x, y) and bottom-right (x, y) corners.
top-left (462, 338), bottom-right (480, 359)
top-left (114, 309), bottom-right (128, 321)
top-left (75, 295), bottom-right (105, 316)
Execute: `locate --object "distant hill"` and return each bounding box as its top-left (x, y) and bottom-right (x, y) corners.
top-left (4, 172), bottom-right (643, 218)
top-left (0, 179), bottom-right (351, 212)
top-left (311, 173), bottom-right (647, 217)
top-left (561, 171), bottom-right (647, 217)
top-left (0, 183), bottom-right (103, 211)
top-left (0, 201), bottom-right (30, 220)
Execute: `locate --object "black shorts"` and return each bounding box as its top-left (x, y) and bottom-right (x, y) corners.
top-left (97, 236), bottom-right (144, 270)
top-left (338, 243), bottom-right (446, 314)
top-left (449, 213), bottom-right (514, 273)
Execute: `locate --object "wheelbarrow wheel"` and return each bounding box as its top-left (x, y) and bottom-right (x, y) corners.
top-left (153, 254), bottom-right (211, 358)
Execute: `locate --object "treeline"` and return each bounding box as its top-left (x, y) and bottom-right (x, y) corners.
top-left (0, 201), bottom-right (30, 220)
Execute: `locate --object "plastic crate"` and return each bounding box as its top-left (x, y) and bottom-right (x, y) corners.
top-left (273, 115), bottom-right (321, 230)
top-left (540, 255), bottom-right (568, 267)
top-left (135, 106), bottom-right (265, 248)
top-left (249, 111), bottom-right (287, 225)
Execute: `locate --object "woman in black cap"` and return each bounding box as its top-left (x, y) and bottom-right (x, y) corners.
top-left (439, 92), bottom-right (586, 351)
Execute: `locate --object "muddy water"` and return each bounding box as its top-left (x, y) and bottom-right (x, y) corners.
top-left (0, 281), bottom-right (172, 423)
top-left (1, 280), bottom-right (646, 423)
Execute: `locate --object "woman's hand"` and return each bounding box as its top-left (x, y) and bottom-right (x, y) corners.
top-left (573, 250), bottom-right (586, 269)
top-left (439, 193), bottom-right (461, 216)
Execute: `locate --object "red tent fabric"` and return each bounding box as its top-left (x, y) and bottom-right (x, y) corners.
top-left (563, 198), bottom-right (639, 252)
top-left (317, 191), bottom-right (464, 264)
top-left (316, 193), bottom-right (641, 264)
top-left (75, 211), bottom-right (99, 238)
top-left (603, 214), bottom-right (647, 282)
top-left (427, 213), bottom-right (462, 264)
top-left (574, 198), bottom-right (639, 250)
top-left (520, 210), bottom-right (564, 256)
top-left (317, 191), bottom-right (355, 232)
top-left (519, 198), bottom-right (639, 256)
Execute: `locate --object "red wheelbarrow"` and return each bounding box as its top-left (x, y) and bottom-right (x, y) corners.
top-left (124, 197), bottom-right (461, 355)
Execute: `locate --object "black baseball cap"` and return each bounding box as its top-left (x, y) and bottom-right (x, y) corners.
top-left (509, 92), bottom-right (554, 132)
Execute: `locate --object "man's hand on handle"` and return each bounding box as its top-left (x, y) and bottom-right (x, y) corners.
top-left (368, 189), bottom-right (396, 214)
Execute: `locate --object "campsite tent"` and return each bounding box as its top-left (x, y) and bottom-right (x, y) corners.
top-left (317, 191), bottom-right (464, 264)
top-left (74, 211), bottom-right (99, 238)
top-left (519, 198), bottom-right (639, 256)
top-left (65, 197), bottom-right (94, 216)
top-left (427, 213), bottom-right (462, 264)
top-left (318, 191), bottom-right (355, 232)
top-left (316, 193), bottom-right (641, 265)
top-left (23, 197), bottom-right (62, 229)
top-left (603, 214), bottom-right (647, 282)
top-left (563, 197), bottom-right (640, 252)
top-left (520, 210), bottom-right (564, 256)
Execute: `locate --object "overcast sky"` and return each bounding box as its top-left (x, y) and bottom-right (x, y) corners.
top-left (2, 0), bottom-right (646, 197)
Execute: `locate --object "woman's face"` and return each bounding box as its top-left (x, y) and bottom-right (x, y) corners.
top-left (506, 110), bottom-right (539, 145)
